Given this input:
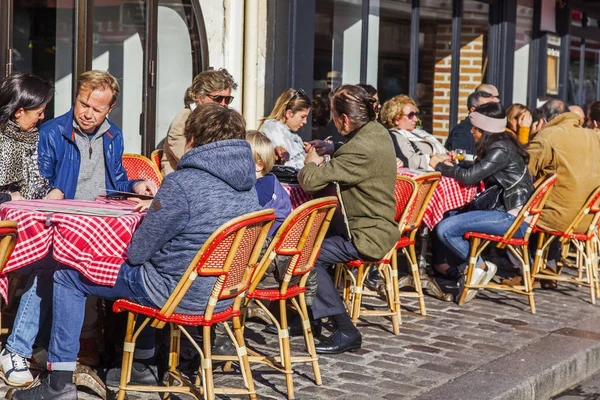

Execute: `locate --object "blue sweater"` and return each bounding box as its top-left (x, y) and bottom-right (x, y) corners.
top-left (255, 173), bottom-right (292, 235)
top-left (127, 139), bottom-right (261, 314)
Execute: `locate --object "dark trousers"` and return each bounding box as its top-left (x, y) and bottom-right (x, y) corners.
top-left (311, 236), bottom-right (373, 320)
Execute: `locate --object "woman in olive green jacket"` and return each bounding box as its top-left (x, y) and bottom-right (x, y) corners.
top-left (299, 85), bottom-right (399, 354)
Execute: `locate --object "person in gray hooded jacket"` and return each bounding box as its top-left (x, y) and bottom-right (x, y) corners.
top-left (12, 103), bottom-right (261, 400)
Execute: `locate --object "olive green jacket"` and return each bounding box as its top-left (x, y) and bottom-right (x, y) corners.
top-left (299, 121), bottom-right (400, 259)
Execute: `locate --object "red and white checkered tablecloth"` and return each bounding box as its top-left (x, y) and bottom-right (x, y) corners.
top-left (398, 168), bottom-right (479, 229)
top-left (0, 199), bottom-right (144, 302)
top-left (282, 184), bottom-right (312, 210)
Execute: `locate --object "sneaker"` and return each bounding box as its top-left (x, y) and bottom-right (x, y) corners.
top-left (483, 261), bottom-right (498, 285)
top-left (12, 375), bottom-right (77, 400)
top-left (457, 265), bottom-right (487, 304)
top-left (103, 362), bottom-right (160, 387)
top-left (0, 349), bottom-right (33, 387)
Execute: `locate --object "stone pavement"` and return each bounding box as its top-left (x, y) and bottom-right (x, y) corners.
top-left (2, 274), bottom-right (600, 399)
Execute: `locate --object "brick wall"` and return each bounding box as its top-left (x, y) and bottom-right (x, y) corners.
top-left (431, 11), bottom-right (489, 139)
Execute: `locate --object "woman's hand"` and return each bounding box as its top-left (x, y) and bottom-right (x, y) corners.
top-left (44, 188), bottom-right (64, 200)
top-left (396, 158), bottom-right (404, 169)
top-left (133, 199), bottom-right (152, 212)
top-left (429, 154), bottom-right (446, 169)
top-left (133, 181), bottom-right (158, 196)
top-left (10, 192), bottom-right (24, 201)
top-left (304, 147), bottom-right (325, 166)
top-left (274, 146), bottom-right (290, 163)
top-left (519, 111), bottom-right (533, 128)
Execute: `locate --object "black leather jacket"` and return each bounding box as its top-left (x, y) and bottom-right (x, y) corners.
top-left (436, 138), bottom-right (533, 211)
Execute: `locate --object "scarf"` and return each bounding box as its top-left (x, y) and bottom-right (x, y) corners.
top-left (0, 121), bottom-right (50, 199)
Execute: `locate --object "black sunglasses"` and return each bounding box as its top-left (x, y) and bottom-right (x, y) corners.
top-left (404, 111), bottom-right (419, 120)
top-left (206, 94), bottom-right (235, 105)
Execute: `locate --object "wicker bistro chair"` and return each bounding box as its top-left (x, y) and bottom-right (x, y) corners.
top-left (214, 197), bottom-right (338, 400)
top-left (337, 175), bottom-right (419, 336)
top-left (150, 149), bottom-right (163, 172)
top-left (531, 186), bottom-right (600, 304)
top-left (122, 153), bottom-right (163, 188)
top-left (0, 221), bottom-right (18, 336)
top-left (458, 173), bottom-right (558, 313)
top-left (111, 209), bottom-right (275, 400)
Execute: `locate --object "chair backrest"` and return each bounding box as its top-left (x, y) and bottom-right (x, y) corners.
top-left (394, 175), bottom-right (418, 224)
top-left (122, 153), bottom-right (163, 188)
top-left (0, 221), bottom-right (17, 274)
top-left (402, 172), bottom-right (441, 235)
top-left (248, 197), bottom-right (338, 294)
top-left (154, 209), bottom-right (275, 325)
top-left (498, 173), bottom-right (558, 247)
top-left (150, 149), bottom-right (163, 172)
top-left (558, 185), bottom-right (600, 240)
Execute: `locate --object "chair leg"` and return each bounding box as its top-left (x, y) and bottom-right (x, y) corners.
top-left (350, 263), bottom-right (366, 325)
top-left (586, 240), bottom-right (596, 305)
top-left (203, 325), bottom-right (215, 400)
top-left (231, 316), bottom-right (257, 400)
top-left (408, 245), bottom-right (426, 316)
top-left (294, 294), bottom-right (321, 385)
top-left (458, 238), bottom-right (480, 306)
top-left (279, 299), bottom-right (295, 399)
top-left (521, 245), bottom-right (535, 314)
top-left (381, 264), bottom-right (399, 335)
top-left (116, 312), bottom-right (136, 400)
top-left (532, 232), bottom-right (545, 276)
top-left (391, 251), bottom-right (401, 325)
top-left (163, 323), bottom-right (180, 399)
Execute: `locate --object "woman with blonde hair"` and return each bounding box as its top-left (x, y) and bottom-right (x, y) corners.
top-left (260, 88), bottom-right (312, 169)
top-left (506, 103), bottom-right (532, 144)
top-left (381, 95), bottom-right (447, 170)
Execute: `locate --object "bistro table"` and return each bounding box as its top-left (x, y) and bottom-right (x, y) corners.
top-left (397, 167), bottom-right (480, 301)
top-left (0, 199), bottom-right (143, 302)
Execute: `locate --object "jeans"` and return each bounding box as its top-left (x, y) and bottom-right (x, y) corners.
top-left (48, 262), bottom-right (158, 371)
top-left (311, 236), bottom-right (375, 320)
top-left (5, 255), bottom-right (57, 358)
top-left (435, 210), bottom-right (528, 268)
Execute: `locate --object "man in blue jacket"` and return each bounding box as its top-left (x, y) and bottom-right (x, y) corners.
top-left (0, 71), bottom-right (156, 388)
top-left (13, 102), bottom-right (261, 400)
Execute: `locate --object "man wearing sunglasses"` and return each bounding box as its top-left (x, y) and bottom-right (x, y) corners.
top-left (161, 68), bottom-right (238, 175)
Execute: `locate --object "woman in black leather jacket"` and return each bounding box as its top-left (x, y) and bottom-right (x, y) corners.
top-left (429, 102), bottom-right (534, 303)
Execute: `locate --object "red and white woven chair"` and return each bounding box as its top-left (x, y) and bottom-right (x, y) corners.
top-left (0, 221), bottom-right (17, 336)
top-left (112, 209), bottom-right (275, 400)
top-left (150, 149), bottom-right (163, 172)
top-left (458, 173), bottom-right (558, 313)
top-left (216, 197), bottom-right (338, 400)
top-left (122, 153), bottom-right (163, 188)
top-left (531, 185), bottom-right (600, 304)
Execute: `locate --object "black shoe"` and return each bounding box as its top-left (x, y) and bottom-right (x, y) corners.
top-left (212, 336), bottom-right (236, 356)
top-left (13, 376), bottom-right (77, 400)
top-left (315, 329), bottom-right (362, 354)
top-left (103, 362), bottom-right (161, 387)
top-left (264, 314), bottom-right (322, 337)
top-left (364, 267), bottom-right (383, 292)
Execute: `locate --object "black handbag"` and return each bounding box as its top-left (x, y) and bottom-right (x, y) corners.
top-left (465, 184), bottom-right (503, 211)
top-left (270, 165), bottom-right (299, 184)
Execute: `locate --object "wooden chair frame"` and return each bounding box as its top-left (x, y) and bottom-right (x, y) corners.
top-left (531, 186), bottom-right (600, 303)
top-left (0, 221), bottom-right (17, 336)
top-left (337, 175), bottom-right (419, 336)
top-left (214, 197), bottom-right (338, 400)
top-left (112, 210), bottom-right (275, 400)
top-left (122, 153), bottom-right (163, 187)
top-left (458, 174), bottom-right (558, 313)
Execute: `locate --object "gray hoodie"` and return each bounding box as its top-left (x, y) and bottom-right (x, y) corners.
top-left (127, 139), bottom-right (261, 314)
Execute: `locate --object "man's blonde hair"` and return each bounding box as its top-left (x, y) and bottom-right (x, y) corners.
top-left (76, 70), bottom-right (120, 106)
top-left (246, 130), bottom-right (274, 176)
top-left (380, 95), bottom-right (418, 128)
top-left (190, 68), bottom-right (237, 100)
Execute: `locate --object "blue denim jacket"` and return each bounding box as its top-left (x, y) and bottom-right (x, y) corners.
top-left (38, 108), bottom-right (137, 199)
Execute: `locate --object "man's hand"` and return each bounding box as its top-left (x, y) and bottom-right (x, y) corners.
top-left (304, 147), bottom-right (325, 166)
top-left (44, 188), bottom-right (64, 200)
top-left (10, 192), bottom-right (24, 201)
top-left (133, 181), bottom-right (158, 196)
top-left (305, 140), bottom-right (334, 156)
top-left (519, 111), bottom-right (533, 128)
top-left (274, 146), bottom-right (290, 163)
top-left (132, 199), bottom-right (152, 212)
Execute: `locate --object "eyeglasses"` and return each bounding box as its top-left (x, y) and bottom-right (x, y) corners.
top-left (404, 111), bottom-right (419, 120)
top-left (206, 94), bottom-right (235, 105)
top-left (286, 88), bottom-right (308, 109)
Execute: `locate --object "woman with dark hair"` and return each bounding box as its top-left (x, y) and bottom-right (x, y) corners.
top-left (0, 72), bottom-right (54, 204)
top-left (430, 101), bottom-right (534, 303)
top-left (299, 85), bottom-right (399, 354)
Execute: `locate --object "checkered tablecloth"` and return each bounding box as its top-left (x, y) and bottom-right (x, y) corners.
top-left (0, 200), bottom-right (144, 302)
top-left (398, 168), bottom-right (479, 229)
top-left (282, 184), bottom-right (312, 209)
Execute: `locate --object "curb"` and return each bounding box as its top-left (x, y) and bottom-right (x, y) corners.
top-left (413, 316), bottom-right (600, 400)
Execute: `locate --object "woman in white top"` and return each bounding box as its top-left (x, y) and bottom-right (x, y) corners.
top-left (259, 88), bottom-right (312, 169)
top-left (381, 95), bottom-right (447, 171)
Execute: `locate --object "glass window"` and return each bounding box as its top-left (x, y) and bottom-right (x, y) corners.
top-left (568, 37), bottom-right (600, 110)
top-left (513, 0), bottom-right (534, 106)
top-left (12, 0), bottom-right (75, 120)
top-left (155, 0), bottom-right (203, 148)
